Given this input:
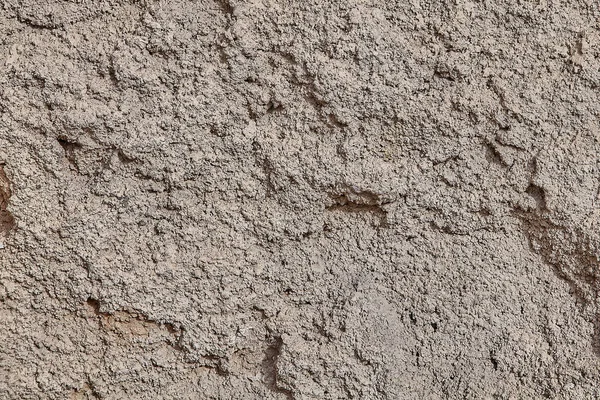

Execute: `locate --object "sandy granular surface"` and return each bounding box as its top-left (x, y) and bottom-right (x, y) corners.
top-left (1, 0), bottom-right (600, 398)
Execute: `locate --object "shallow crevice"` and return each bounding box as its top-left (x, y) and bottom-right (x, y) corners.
top-left (326, 193), bottom-right (388, 228)
top-left (261, 158), bottom-right (276, 198)
top-left (216, 0), bottom-right (234, 16)
top-left (515, 210), bottom-right (600, 355)
top-left (525, 183), bottom-right (547, 212)
top-left (484, 141), bottom-right (508, 167)
top-left (262, 335), bottom-right (294, 400)
top-left (85, 297), bottom-right (184, 351)
top-left (489, 350), bottom-right (499, 371)
top-left (0, 165), bottom-right (15, 244)
top-left (57, 136), bottom-right (83, 169)
top-left (326, 188), bottom-right (390, 228)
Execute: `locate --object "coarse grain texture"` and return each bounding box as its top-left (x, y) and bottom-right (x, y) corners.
top-left (1, 0), bottom-right (600, 398)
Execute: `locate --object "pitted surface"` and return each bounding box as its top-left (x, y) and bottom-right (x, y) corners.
top-left (1, 0), bottom-right (600, 398)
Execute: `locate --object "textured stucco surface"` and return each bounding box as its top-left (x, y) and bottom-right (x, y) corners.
top-left (2, 0), bottom-right (600, 398)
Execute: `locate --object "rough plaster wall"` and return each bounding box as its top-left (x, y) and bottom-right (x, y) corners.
top-left (1, 0), bottom-right (600, 398)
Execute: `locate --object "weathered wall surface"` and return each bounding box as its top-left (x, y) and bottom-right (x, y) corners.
top-left (1, 0), bottom-right (600, 398)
